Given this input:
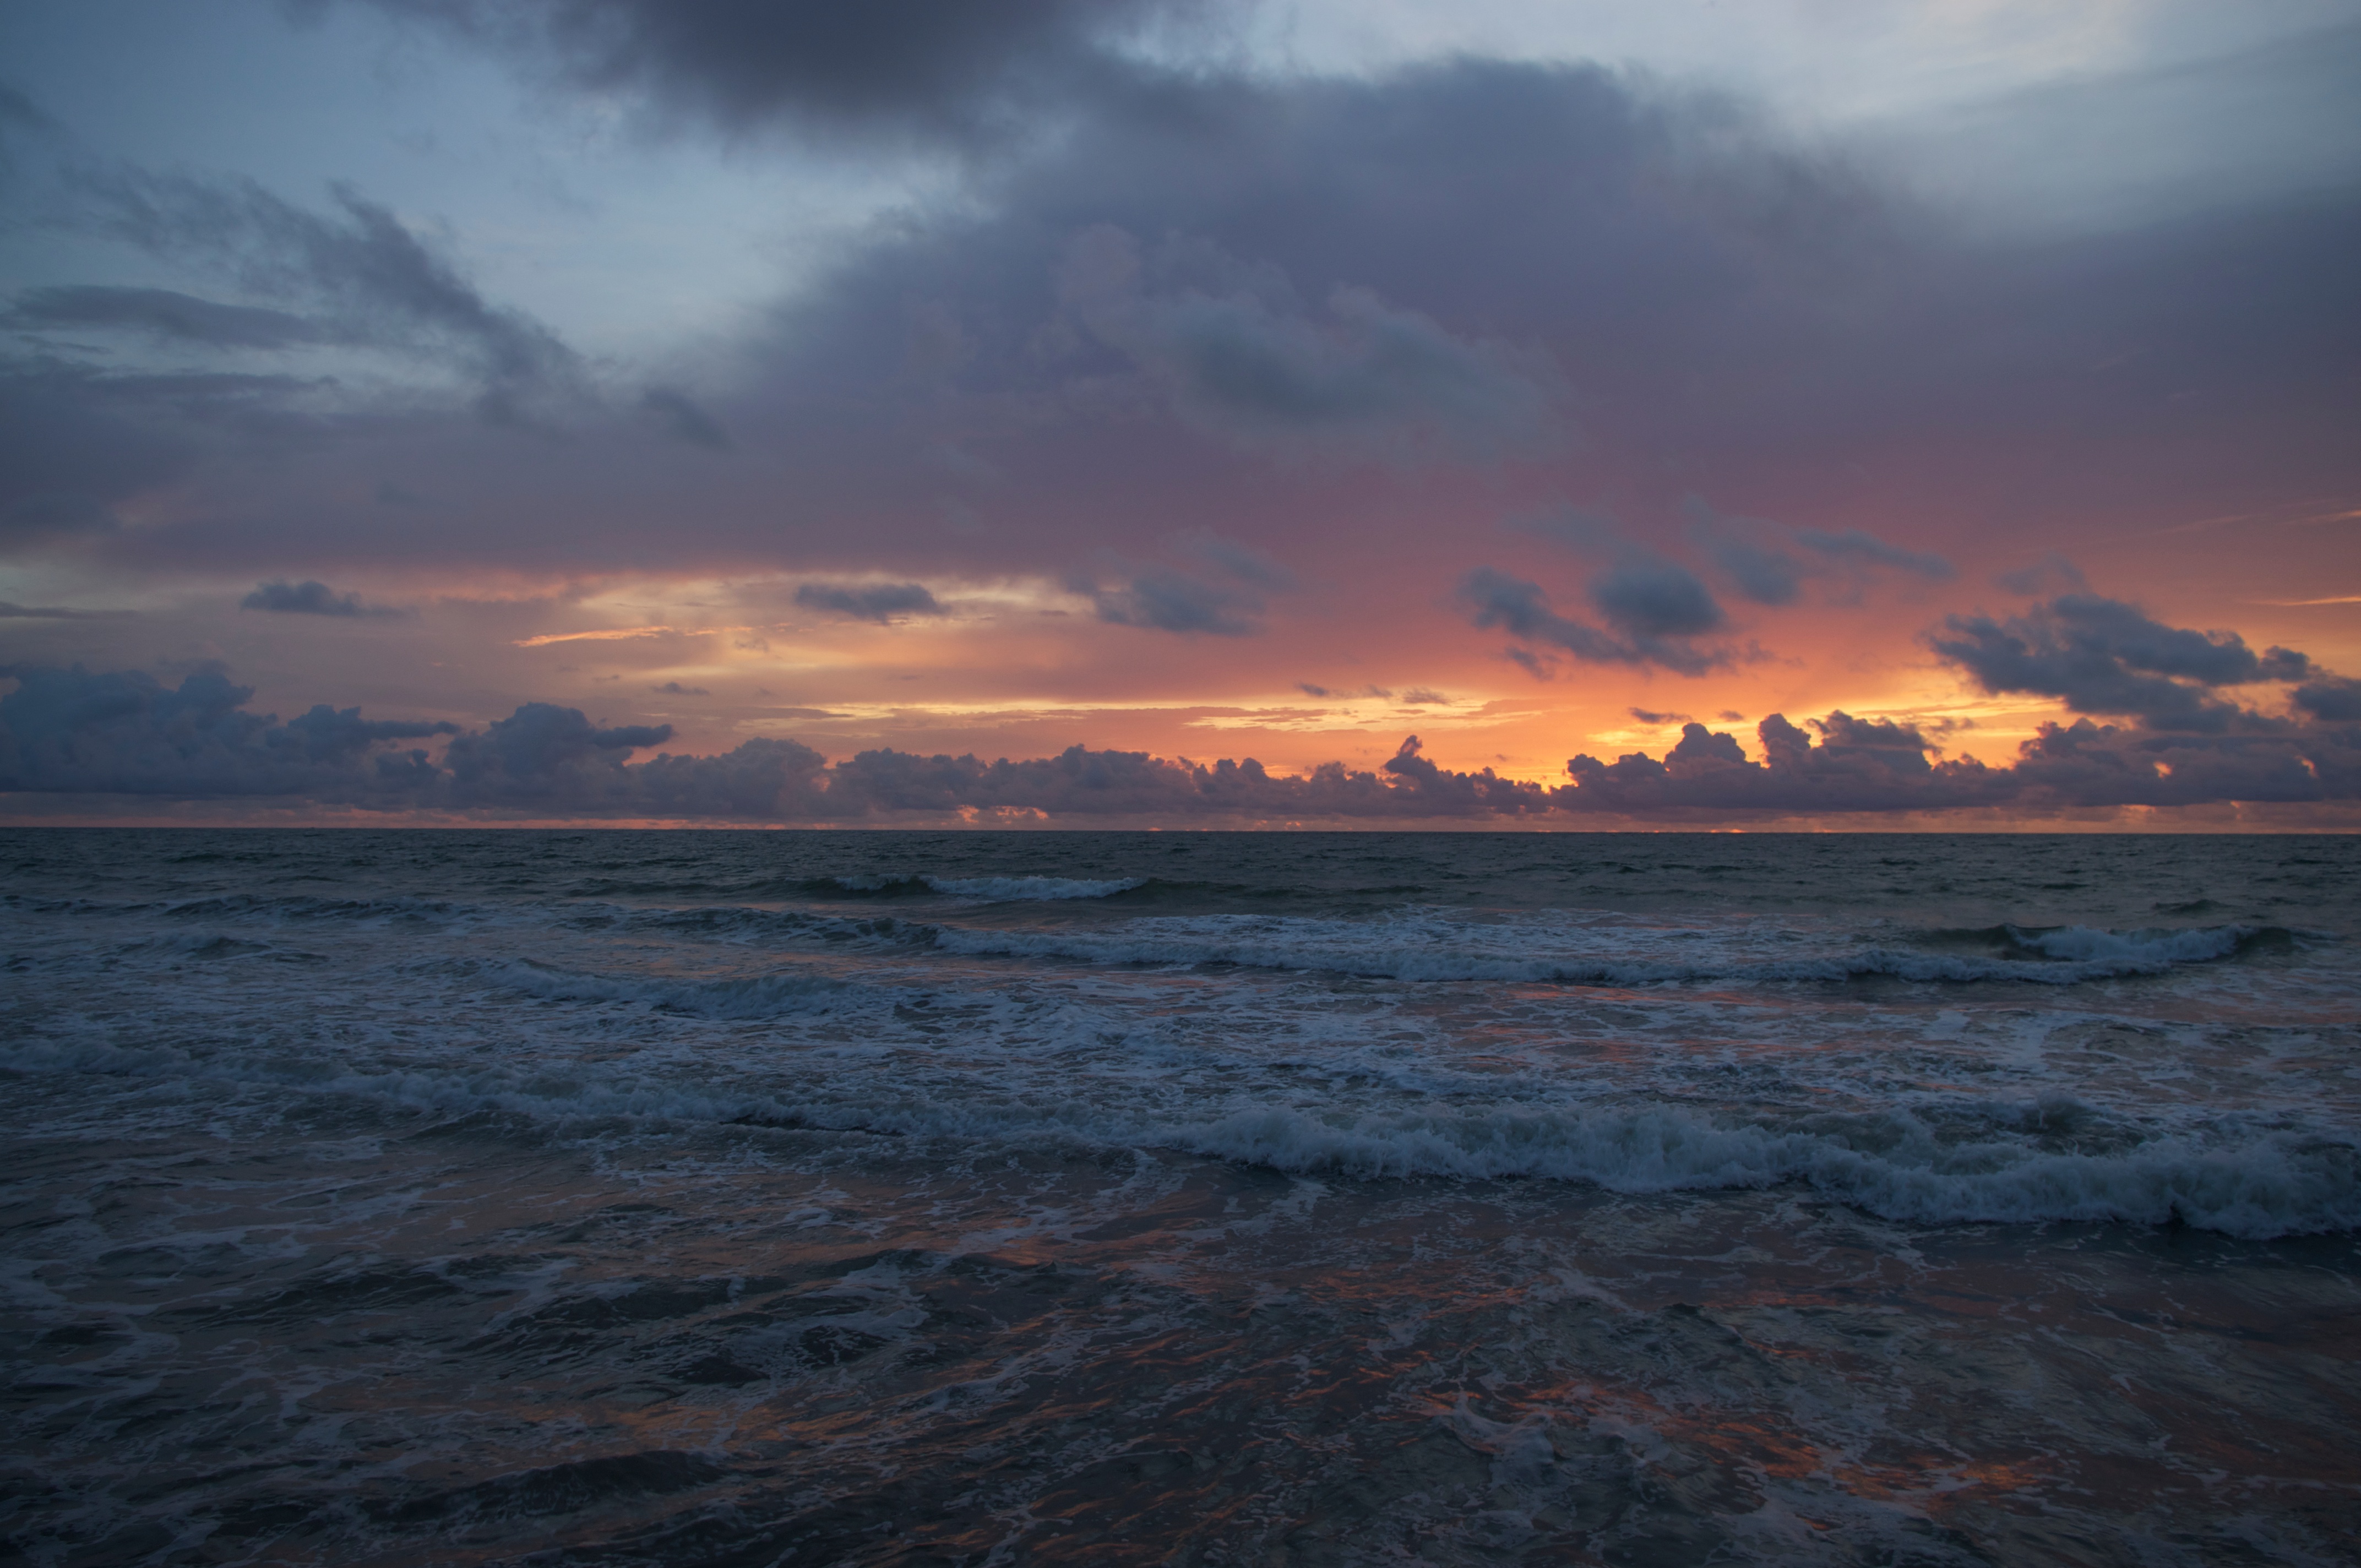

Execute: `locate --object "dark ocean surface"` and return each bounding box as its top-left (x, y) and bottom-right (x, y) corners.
top-left (4, 829), bottom-right (2358, 1565)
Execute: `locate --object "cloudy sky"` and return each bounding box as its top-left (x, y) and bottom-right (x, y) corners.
top-left (3, 0), bottom-right (2357, 826)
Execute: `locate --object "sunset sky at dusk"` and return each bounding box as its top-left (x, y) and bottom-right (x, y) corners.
top-left (3, 0), bottom-right (2358, 826)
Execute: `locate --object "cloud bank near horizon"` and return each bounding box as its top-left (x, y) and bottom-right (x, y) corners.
top-left (8, 587), bottom-right (2354, 821)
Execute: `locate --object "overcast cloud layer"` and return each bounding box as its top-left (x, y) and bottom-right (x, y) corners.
top-left (1, 0), bottom-right (2356, 824)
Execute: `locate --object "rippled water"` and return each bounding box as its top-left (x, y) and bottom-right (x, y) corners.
top-left (4, 829), bottom-right (2358, 1565)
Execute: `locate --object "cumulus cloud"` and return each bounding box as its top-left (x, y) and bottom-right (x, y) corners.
top-left (1930, 592), bottom-right (2316, 732)
top-left (1560, 711), bottom-right (2361, 814)
top-left (793, 581), bottom-right (946, 623)
top-left (8, 663), bottom-right (2358, 820)
top-left (0, 666), bottom-right (455, 798)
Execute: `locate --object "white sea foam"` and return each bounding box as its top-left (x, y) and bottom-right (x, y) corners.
top-left (4, 1033), bottom-right (2352, 1238)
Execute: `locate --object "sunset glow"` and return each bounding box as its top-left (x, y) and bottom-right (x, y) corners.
top-left (3, 0), bottom-right (2356, 826)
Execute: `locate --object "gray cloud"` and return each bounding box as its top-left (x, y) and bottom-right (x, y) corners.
top-left (0, 601), bottom-right (128, 620)
top-left (1685, 497), bottom-right (1952, 606)
top-left (1628, 707), bottom-right (1689, 725)
top-left (1058, 226), bottom-right (1558, 458)
top-left (1700, 533), bottom-right (1803, 607)
top-left (1560, 711), bottom-right (2360, 814)
top-left (792, 582), bottom-right (945, 623)
top-left (0, 666), bottom-right (454, 798)
top-left (6, 285), bottom-right (325, 349)
top-left (1587, 560), bottom-right (1724, 640)
top-left (1459, 567), bottom-right (1723, 676)
top-left (1793, 526), bottom-right (1954, 580)
top-left (9, 663), bottom-right (2356, 820)
top-left (1996, 554), bottom-right (2090, 596)
top-left (640, 386), bottom-right (732, 449)
top-left (347, 0), bottom-right (1213, 146)
top-left (240, 579), bottom-right (396, 617)
top-left (1076, 533), bottom-right (1294, 636)
top-left (0, 32), bottom-right (2348, 631)
top-left (68, 168), bottom-right (581, 421)
top-left (2293, 679), bottom-right (2361, 723)
top-left (1930, 592), bottom-right (2318, 732)
top-left (1082, 565), bottom-right (1259, 636)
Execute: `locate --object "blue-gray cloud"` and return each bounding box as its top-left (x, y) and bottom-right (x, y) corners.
top-left (347, 0), bottom-right (1216, 145)
top-left (793, 582), bottom-right (945, 623)
top-left (5, 285), bottom-right (325, 349)
top-left (240, 579), bottom-right (397, 617)
top-left (1459, 566), bottom-right (1724, 676)
top-left (1931, 592), bottom-right (2315, 732)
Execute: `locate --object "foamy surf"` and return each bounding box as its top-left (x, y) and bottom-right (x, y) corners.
top-left (8, 829), bottom-right (2358, 1568)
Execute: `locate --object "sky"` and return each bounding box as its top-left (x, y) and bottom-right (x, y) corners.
top-left (2, 0), bottom-right (2358, 828)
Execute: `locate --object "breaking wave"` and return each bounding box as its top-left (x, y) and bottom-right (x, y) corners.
top-left (3, 1036), bottom-right (2351, 1238)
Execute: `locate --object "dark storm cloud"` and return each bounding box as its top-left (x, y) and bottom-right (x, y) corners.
top-left (240, 579), bottom-right (395, 617)
top-left (4, 32), bottom-right (2353, 611)
top-left (344, 0), bottom-right (1215, 146)
top-left (1458, 567), bottom-right (1723, 676)
top-left (10, 663), bottom-right (2357, 820)
top-left (5, 285), bottom-right (325, 349)
top-left (1930, 592), bottom-right (2315, 732)
top-left (792, 582), bottom-right (946, 623)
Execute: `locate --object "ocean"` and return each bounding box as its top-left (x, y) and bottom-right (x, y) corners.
top-left (4, 829), bottom-right (2357, 1565)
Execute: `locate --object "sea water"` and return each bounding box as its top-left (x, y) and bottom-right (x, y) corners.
top-left (3, 830), bottom-right (2357, 1565)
